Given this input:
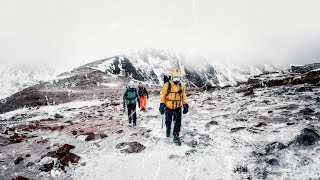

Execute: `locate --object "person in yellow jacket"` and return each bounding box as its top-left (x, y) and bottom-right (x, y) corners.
top-left (159, 69), bottom-right (189, 146)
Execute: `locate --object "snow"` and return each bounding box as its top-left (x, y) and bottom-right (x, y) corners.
top-left (0, 64), bottom-right (57, 99)
top-left (0, 100), bottom-right (107, 122)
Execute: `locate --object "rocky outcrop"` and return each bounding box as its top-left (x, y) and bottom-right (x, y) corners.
top-left (291, 128), bottom-right (320, 146)
top-left (291, 63), bottom-right (320, 74)
top-left (42, 144), bottom-right (80, 171)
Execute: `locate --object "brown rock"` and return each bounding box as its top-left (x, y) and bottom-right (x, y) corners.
top-left (56, 144), bottom-right (75, 158)
top-left (59, 153), bottom-right (80, 170)
top-left (15, 176), bottom-right (30, 180)
top-left (85, 133), bottom-right (107, 141)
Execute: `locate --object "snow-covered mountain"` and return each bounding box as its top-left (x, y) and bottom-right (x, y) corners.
top-left (0, 64), bottom-right (56, 99)
top-left (64, 49), bottom-right (286, 87)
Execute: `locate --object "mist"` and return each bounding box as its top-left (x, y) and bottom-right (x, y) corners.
top-left (1, 0), bottom-right (320, 72)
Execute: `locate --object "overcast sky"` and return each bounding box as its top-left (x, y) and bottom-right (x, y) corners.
top-left (0, 0), bottom-right (320, 72)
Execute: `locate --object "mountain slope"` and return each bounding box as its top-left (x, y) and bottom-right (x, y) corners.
top-left (0, 64), bottom-right (56, 99)
top-left (61, 49), bottom-right (285, 87)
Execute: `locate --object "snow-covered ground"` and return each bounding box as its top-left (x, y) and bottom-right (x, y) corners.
top-left (1, 83), bottom-right (319, 179)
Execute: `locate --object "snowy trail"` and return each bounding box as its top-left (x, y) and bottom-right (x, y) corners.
top-left (72, 92), bottom-right (252, 180)
top-left (72, 86), bottom-right (320, 180)
top-left (1, 84), bottom-right (319, 179)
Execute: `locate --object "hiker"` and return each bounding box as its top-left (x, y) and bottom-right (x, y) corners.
top-left (138, 82), bottom-right (149, 111)
top-left (159, 69), bottom-right (189, 146)
top-left (123, 81), bottom-right (140, 126)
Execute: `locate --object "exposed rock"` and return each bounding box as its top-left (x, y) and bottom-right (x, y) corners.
top-left (84, 133), bottom-right (108, 141)
top-left (205, 120), bottom-right (218, 129)
top-left (116, 142), bottom-right (146, 153)
top-left (54, 113), bottom-right (64, 118)
top-left (244, 89), bottom-right (254, 96)
top-left (264, 77), bottom-right (293, 87)
top-left (26, 162), bottom-right (34, 167)
top-left (292, 128), bottom-right (320, 146)
top-left (300, 108), bottom-right (315, 115)
top-left (255, 122), bottom-right (267, 127)
top-left (15, 176), bottom-right (30, 180)
top-left (266, 158), bottom-right (279, 166)
top-left (291, 63), bottom-right (320, 74)
top-left (230, 127), bottom-right (246, 132)
top-left (71, 130), bottom-right (77, 135)
top-left (296, 86), bottom-right (313, 92)
top-left (116, 130), bottom-right (123, 134)
top-left (9, 133), bottom-right (27, 144)
top-left (59, 153), bottom-right (80, 170)
top-left (317, 97), bottom-right (320, 102)
top-left (234, 166), bottom-right (248, 173)
top-left (234, 118), bottom-right (247, 122)
top-left (14, 157), bottom-right (24, 165)
top-left (57, 144), bottom-right (75, 157)
top-left (25, 154), bottom-right (31, 158)
top-left (265, 142), bottom-right (287, 154)
top-left (38, 161), bottom-right (54, 172)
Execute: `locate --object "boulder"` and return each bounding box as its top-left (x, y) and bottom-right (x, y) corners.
top-left (292, 128), bottom-right (320, 146)
top-left (266, 158), bottom-right (279, 166)
top-left (56, 144), bottom-right (75, 157)
top-left (59, 153), bottom-right (80, 170)
top-left (14, 157), bottom-right (24, 165)
top-left (116, 142), bottom-right (146, 153)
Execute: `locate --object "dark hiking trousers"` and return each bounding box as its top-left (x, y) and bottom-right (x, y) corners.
top-left (165, 107), bottom-right (182, 137)
top-left (127, 104), bottom-right (137, 124)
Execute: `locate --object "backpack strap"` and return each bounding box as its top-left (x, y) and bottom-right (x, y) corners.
top-left (165, 82), bottom-right (171, 97)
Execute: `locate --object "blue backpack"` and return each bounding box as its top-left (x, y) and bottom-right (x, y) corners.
top-left (124, 88), bottom-right (138, 105)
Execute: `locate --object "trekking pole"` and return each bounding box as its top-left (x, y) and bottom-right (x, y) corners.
top-left (161, 114), bottom-right (164, 129)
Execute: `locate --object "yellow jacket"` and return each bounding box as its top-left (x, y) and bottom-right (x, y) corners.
top-left (160, 81), bottom-right (187, 109)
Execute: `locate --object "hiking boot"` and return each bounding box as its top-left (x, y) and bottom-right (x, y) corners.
top-left (173, 137), bottom-right (181, 146)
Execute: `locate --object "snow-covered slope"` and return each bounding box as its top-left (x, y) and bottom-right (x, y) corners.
top-left (72, 49), bottom-right (287, 87)
top-left (0, 64), bottom-right (56, 99)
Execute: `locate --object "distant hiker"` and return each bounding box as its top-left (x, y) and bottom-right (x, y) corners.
top-left (159, 69), bottom-right (189, 146)
top-left (123, 81), bottom-right (140, 126)
top-left (138, 82), bottom-right (149, 111)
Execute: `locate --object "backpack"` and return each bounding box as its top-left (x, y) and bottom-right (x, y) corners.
top-left (138, 87), bottom-right (145, 96)
top-left (165, 82), bottom-right (183, 109)
top-left (165, 82), bottom-right (182, 99)
top-left (125, 88), bottom-right (138, 105)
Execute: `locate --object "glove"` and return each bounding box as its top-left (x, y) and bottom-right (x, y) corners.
top-left (159, 103), bottom-right (165, 115)
top-left (183, 104), bottom-right (189, 114)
